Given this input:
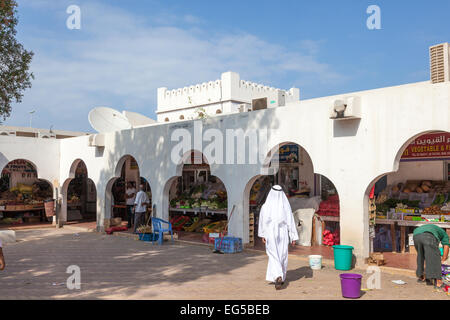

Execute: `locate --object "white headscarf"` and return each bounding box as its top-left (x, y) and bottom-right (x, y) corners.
top-left (261, 185), bottom-right (292, 226)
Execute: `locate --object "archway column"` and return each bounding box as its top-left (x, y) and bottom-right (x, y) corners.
top-left (96, 187), bottom-right (106, 232)
top-left (153, 182), bottom-right (167, 221)
top-left (334, 179), bottom-right (370, 265)
top-left (226, 182), bottom-right (248, 243)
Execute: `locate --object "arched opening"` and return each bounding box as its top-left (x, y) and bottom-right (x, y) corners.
top-left (64, 160), bottom-right (97, 223)
top-left (179, 115), bottom-right (184, 120)
top-left (366, 131), bottom-right (450, 269)
top-left (216, 109), bottom-right (222, 114)
top-left (244, 143), bottom-right (340, 254)
top-left (166, 150), bottom-right (228, 243)
top-left (107, 155), bottom-right (152, 232)
top-left (0, 159), bottom-right (53, 227)
top-left (165, 117), bottom-right (169, 122)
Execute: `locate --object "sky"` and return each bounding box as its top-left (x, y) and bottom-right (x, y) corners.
top-left (5, 0), bottom-right (450, 132)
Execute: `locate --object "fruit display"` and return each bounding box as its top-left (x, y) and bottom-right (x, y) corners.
top-left (375, 192), bottom-right (388, 205)
top-left (136, 225), bottom-right (152, 234)
top-left (170, 215), bottom-right (191, 231)
top-left (0, 181), bottom-right (51, 207)
top-left (68, 195), bottom-right (80, 203)
top-left (322, 229), bottom-right (340, 246)
top-left (203, 220), bottom-right (227, 233)
top-left (170, 182), bottom-right (227, 211)
top-left (390, 180), bottom-right (450, 195)
top-left (422, 205), bottom-right (443, 215)
top-left (441, 203), bottom-right (450, 213)
top-left (169, 215), bottom-right (226, 233)
top-left (317, 194), bottom-right (339, 217)
top-left (433, 193), bottom-right (448, 206)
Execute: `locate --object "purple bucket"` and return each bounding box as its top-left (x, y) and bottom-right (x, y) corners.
top-left (340, 273), bottom-right (362, 299)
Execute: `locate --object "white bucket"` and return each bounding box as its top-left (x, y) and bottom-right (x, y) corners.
top-left (308, 255), bottom-right (322, 270)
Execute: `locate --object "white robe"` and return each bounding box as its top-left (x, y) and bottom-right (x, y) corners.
top-left (258, 185), bottom-right (299, 282)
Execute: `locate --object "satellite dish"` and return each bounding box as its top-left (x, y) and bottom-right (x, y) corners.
top-left (122, 111), bottom-right (156, 127)
top-left (88, 107), bottom-right (132, 133)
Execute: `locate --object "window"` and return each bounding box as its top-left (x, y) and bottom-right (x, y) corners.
top-left (179, 115), bottom-right (184, 120)
top-left (164, 117), bottom-right (169, 122)
top-left (216, 109), bottom-right (222, 114)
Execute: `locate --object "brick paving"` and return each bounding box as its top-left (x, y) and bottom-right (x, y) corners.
top-left (0, 228), bottom-right (448, 300)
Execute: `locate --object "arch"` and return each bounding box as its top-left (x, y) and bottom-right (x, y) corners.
top-left (0, 159), bottom-right (53, 226)
top-left (216, 109), bottom-right (222, 114)
top-left (61, 159), bottom-right (97, 223)
top-left (260, 140), bottom-right (315, 173)
top-left (2, 158), bottom-right (38, 172)
top-left (104, 154), bottom-right (153, 229)
top-left (179, 115), bottom-right (185, 120)
top-left (67, 158), bottom-right (88, 179)
top-left (392, 130), bottom-right (449, 173)
top-left (363, 130), bottom-right (450, 259)
top-left (174, 149), bottom-right (209, 177)
top-left (244, 141), bottom-right (340, 247)
top-left (165, 117), bottom-right (169, 122)
top-left (163, 150), bottom-right (228, 240)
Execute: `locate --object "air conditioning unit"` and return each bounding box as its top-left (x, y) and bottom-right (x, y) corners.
top-left (252, 97), bottom-right (268, 111)
top-left (238, 104), bottom-right (251, 112)
top-left (330, 96), bottom-right (361, 120)
top-left (0, 131), bottom-right (16, 136)
top-left (88, 133), bottom-right (105, 147)
top-left (430, 43), bottom-right (449, 84)
top-left (38, 132), bottom-right (56, 139)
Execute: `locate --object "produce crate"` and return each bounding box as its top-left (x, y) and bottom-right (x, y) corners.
top-left (138, 233), bottom-right (159, 242)
top-left (214, 237), bottom-right (243, 254)
top-left (25, 216), bottom-right (41, 223)
top-left (203, 220), bottom-right (227, 233)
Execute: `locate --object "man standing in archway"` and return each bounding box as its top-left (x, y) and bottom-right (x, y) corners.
top-left (125, 182), bottom-right (136, 229)
top-left (258, 185), bottom-right (298, 290)
top-left (134, 184), bottom-right (149, 233)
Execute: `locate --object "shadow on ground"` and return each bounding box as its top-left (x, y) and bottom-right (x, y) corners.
top-left (0, 229), bottom-right (260, 299)
top-left (282, 266), bottom-right (314, 289)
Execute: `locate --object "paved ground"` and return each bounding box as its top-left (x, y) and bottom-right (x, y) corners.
top-left (0, 228), bottom-right (448, 300)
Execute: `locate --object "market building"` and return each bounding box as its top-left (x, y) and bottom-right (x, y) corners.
top-left (0, 43), bottom-right (449, 267)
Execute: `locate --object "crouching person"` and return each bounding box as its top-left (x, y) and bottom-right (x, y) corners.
top-left (413, 224), bottom-right (449, 291)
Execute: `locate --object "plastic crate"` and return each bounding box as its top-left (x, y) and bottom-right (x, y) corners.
top-left (214, 237), bottom-right (243, 254)
top-left (138, 233), bottom-right (159, 242)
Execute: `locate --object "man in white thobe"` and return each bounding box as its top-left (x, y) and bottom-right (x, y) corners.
top-left (134, 184), bottom-right (149, 233)
top-left (258, 185), bottom-right (299, 290)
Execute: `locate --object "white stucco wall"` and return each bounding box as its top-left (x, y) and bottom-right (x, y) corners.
top-left (1, 79), bottom-right (448, 264)
top-left (58, 80), bottom-right (449, 261)
top-left (156, 72), bottom-right (300, 122)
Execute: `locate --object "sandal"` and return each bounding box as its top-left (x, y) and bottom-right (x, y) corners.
top-left (275, 277), bottom-right (283, 290)
top-left (417, 276), bottom-right (425, 283)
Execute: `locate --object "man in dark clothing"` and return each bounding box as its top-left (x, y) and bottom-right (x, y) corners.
top-left (413, 224), bottom-right (449, 291)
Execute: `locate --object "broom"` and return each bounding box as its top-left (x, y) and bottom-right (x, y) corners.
top-left (213, 204), bottom-right (236, 254)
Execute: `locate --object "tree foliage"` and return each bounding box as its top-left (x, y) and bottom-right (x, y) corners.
top-left (0, 0), bottom-right (34, 120)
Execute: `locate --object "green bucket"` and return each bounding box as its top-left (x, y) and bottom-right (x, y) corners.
top-left (333, 245), bottom-right (354, 271)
